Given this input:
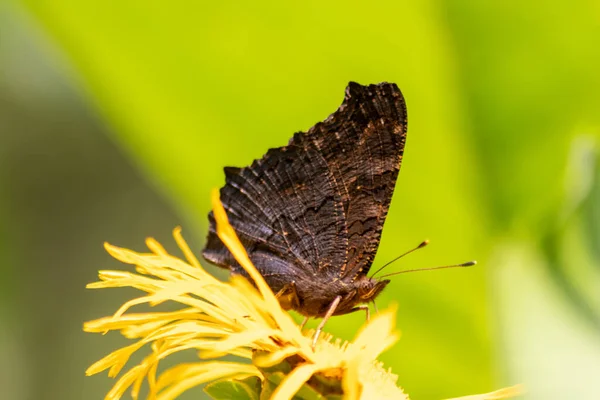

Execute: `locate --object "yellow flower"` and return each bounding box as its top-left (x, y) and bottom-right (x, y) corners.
top-left (84, 190), bottom-right (522, 400)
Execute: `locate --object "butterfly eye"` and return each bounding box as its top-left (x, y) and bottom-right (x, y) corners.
top-left (358, 279), bottom-right (389, 302)
top-left (358, 279), bottom-right (375, 298)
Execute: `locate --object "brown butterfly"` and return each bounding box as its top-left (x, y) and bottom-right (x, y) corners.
top-left (203, 82), bottom-right (407, 345)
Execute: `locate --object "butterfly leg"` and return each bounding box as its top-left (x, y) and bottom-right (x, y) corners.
top-left (300, 316), bottom-right (309, 330)
top-left (274, 281), bottom-right (301, 310)
top-left (348, 305), bottom-right (370, 322)
top-left (312, 295), bottom-right (342, 350)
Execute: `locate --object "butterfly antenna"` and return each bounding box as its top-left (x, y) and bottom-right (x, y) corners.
top-left (371, 240), bottom-right (430, 278)
top-left (378, 260), bottom-right (477, 279)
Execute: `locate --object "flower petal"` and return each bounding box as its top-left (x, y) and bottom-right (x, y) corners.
top-left (445, 384), bottom-right (524, 400)
top-left (270, 363), bottom-right (321, 400)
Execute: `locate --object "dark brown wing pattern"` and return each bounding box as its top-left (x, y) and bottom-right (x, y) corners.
top-left (202, 82), bottom-right (407, 291)
top-left (203, 143), bottom-right (348, 292)
top-left (289, 82), bottom-right (407, 279)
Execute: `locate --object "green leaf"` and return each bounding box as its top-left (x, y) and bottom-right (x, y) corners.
top-left (541, 136), bottom-right (600, 328)
top-left (204, 376), bottom-right (261, 400)
top-left (580, 141), bottom-right (600, 261)
top-left (258, 376), bottom-right (274, 400)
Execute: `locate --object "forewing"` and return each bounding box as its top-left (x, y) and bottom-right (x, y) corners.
top-left (290, 82), bottom-right (407, 279)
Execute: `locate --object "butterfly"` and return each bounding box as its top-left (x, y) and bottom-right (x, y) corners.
top-left (203, 82), bottom-right (407, 344)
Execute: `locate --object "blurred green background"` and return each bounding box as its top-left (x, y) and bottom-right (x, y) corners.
top-left (1, 1), bottom-right (599, 399)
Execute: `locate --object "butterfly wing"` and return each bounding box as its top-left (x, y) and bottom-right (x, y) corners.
top-left (289, 82), bottom-right (407, 279)
top-left (203, 82), bottom-right (407, 286)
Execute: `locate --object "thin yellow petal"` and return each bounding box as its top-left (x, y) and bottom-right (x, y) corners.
top-left (104, 242), bottom-right (152, 266)
top-left (343, 357), bottom-right (362, 400)
top-left (146, 237), bottom-right (168, 255)
top-left (86, 341), bottom-right (146, 377)
top-left (105, 365), bottom-right (145, 400)
top-left (271, 363), bottom-right (320, 400)
top-left (213, 329), bottom-right (277, 350)
top-left (210, 190), bottom-right (277, 307)
top-left (446, 384), bottom-right (524, 400)
top-left (173, 227), bottom-right (202, 269)
top-left (349, 307), bottom-right (399, 363)
top-left (131, 351), bottom-right (158, 399)
top-left (87, 271), bottom-right (166, 294)
top-left (211, 190), bottom-right (311, 356)
top-left (253, 346), bottom-right (302, 368)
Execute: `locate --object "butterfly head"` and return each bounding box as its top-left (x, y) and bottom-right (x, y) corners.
top-left (356, 276), bottom-right (390, 303)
